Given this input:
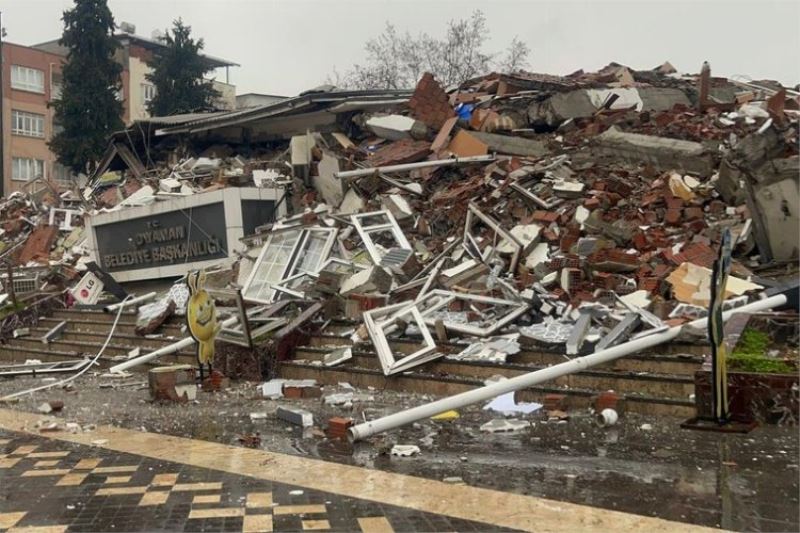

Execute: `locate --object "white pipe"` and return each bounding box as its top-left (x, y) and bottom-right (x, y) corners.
top-left (349, 294), bottom-right (787, 441)
top-left (109, 315), bottom-right (238, 373)
top-left (334, 155), bottom-right (496, 180)
top-left (103, 292), bottom-right (157, 313)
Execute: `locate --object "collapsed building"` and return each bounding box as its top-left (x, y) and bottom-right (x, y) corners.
top-left (0, 62), bottom-right (798, 433)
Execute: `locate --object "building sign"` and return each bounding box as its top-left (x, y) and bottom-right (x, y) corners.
top-left (94, 203), bottom-right (228, 273)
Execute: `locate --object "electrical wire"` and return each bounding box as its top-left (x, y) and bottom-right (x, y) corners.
top-left (0, 295), bottom-right (133, 401)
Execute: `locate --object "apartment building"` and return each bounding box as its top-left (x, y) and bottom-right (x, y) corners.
top-left (1, 26), bottom-right (238, 196)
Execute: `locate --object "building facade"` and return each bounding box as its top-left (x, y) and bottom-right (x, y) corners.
top-left (1, 30), bottom-right (237, 197)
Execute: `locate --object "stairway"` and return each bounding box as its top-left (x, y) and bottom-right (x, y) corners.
top-left (0, 308), bottom-right (196, 371)
top-left (279, 320), bottom-right (707, 417)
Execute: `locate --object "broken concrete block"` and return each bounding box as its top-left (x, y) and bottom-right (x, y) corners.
top-left (524, 242), bottom-right (550, 270)
top-left (382, 194), bottom-right (414, 221)
top-left (366, 114), bottom-right (427, 141)
top-left (502, 224), bottom-right (542, 255)
top-left (290, 134), bottom-right (315, 183)
top-left (277, 406), bottom-right (314, 427)
top-left (339, 266), bottom-right (393, 296)
top-left (528, 90), bottom-right (598, 128)
top-left (746, 156), bottom-right (799, 262)
top-left (440, 259), bottom-right (489, 288)
top-left (480, 419), bottom-right (530, 433)
top-left (465, 131), bottom-right (550, 157)
top-left (338, 188), bottom-right (366, 215)
top-left (324, 347), bottom-right (353, 367)
top-left (666, 262), bottom-right (763, 306)
top-left (594, 127), bottom-right (714, 176)
top-left (148, 365), bottom-right (197, 403)
top-left (390, 444), bottom-right (421, 456)
top-left (313, 151), bottom-right (345, 207)
top-left (566, 312), bottom-right (592, 355)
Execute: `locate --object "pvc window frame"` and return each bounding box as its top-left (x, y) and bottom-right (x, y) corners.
top-left (243, 227), bottom-right (336, 304)
top-left (363, 302), bottom-right (439, 376)
top-left (351, 210), bottom-right (412, 265)
top-left (463, 203), bottom-right (522, 273)
top-left (207, 288), bottom-right (253, 348)
top-left (415, 289), bottom-right (529, 337)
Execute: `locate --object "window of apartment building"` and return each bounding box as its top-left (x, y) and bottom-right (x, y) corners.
top-left (53, 162), bottom-right (76, 187)
top-left (10, 65), bottom-right (45, 93)
top-left (11, 110), bottom-right (45, 138)
top-left (51, 71), bottom-right (63, 100)
top-left (141, 83), bottom-right (157, 105)
top-left (11, 157), bottom-right (45, 182)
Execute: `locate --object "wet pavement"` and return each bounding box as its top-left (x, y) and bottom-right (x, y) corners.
top-left (0, 429), bottom-right (505, 532)
top-left (0, 375), bottom-right (797, 532)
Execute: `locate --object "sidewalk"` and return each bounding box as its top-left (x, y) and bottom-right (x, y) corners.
top-left (0, 408), bottom-right (710, 532)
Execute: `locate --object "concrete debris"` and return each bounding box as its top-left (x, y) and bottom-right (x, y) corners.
top-left (480, 419), bottom-right (530, 433)
top-left (390, 444), bottom-right (421, 457)
top-left (276, 406), bottom-right (314, 427)
top-left (0, 62), bottom-right (796, 438)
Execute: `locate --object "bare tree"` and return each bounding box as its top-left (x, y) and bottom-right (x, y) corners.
top-left (498, 36), bottom-right (531, 74)
top-left (332, 10), bottom-right (530, 90)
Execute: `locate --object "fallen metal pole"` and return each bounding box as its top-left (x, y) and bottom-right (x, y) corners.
top-left (109, 315), bottom-right (238, 373)
top-left (349, 294), bottom-right (787, 441)
top-left (334, 155), bottom-right (496, 180)
top-left (103, 292), bottom-right (157, 313)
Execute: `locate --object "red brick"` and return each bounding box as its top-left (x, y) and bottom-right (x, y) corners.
top-left (683, 207), bottom-right (704, 221)
top-left (594, 391), bottom-right (620, 412)
top-left (584, 197), bottom-right (601, 209)
top-left (407, 72), bottom-right (455, 130)
top-left (367, 139), bottom-right (431, 167)
top-left (532, 211), bottom-right (559, 223)
top-left (544, 394), bottom-right (567, 411)
top-left (17, 224), bottom-right (58, 265)
top-left (665, 208), bottom-right (682, 225)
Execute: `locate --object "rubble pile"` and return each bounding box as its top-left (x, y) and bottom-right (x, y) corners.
top-left (1, 61), bottom-right (798, 376)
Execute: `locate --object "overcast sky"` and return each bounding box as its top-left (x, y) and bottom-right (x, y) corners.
top-left (2, 0), bottom-right (798, 96)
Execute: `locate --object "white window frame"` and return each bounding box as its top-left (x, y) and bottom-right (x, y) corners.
top-left (11, 110), bottom-right (45, 138)
top-left (351, 210), bottom-right (412, 265)
top-left (242, 227), bottom-right (337, 304)
top-left (463, 202), bottom-right (522, 274)
top-left (11, 157), bottom-right (45, 182)
top-left (141, 83), bottom-right (156, 105)
top-left (363, 302), bottom-right (438, 376)
top-left (10, 65), bottom-right (45, 93)
top-left (415, 289), bottom-right (529, 337)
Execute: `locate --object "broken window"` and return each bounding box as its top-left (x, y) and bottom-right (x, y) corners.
top-left (363, 302), bottom-right (439, 375)
top-left (415, 289), bottom-right (529, 337)
top-left (351, 210), bottom-right (412, 265)
top-left (463, 203), bottom-right (522, 273)
top-left (242, 227), bottom-right (336, 303)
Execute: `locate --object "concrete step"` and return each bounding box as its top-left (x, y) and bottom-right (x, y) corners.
top-left (38, 317), bottom-right (186, 337)
top-left (278, 361), bottom-right (695, 417)
top-left (50, 309), bottom-right (139, 323)
top-left (0, 343), bottom-right (193, 369)
top-left (296, 342), bottom-right (703, 376)
top-left (306, 333), bottom-right (709, 357)
top-left (8, 336), bottom-right (196, 360)
top-left (291, 348), bottom-right (693, 401)
top-left (27, 327), bottom-right (185, 351)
